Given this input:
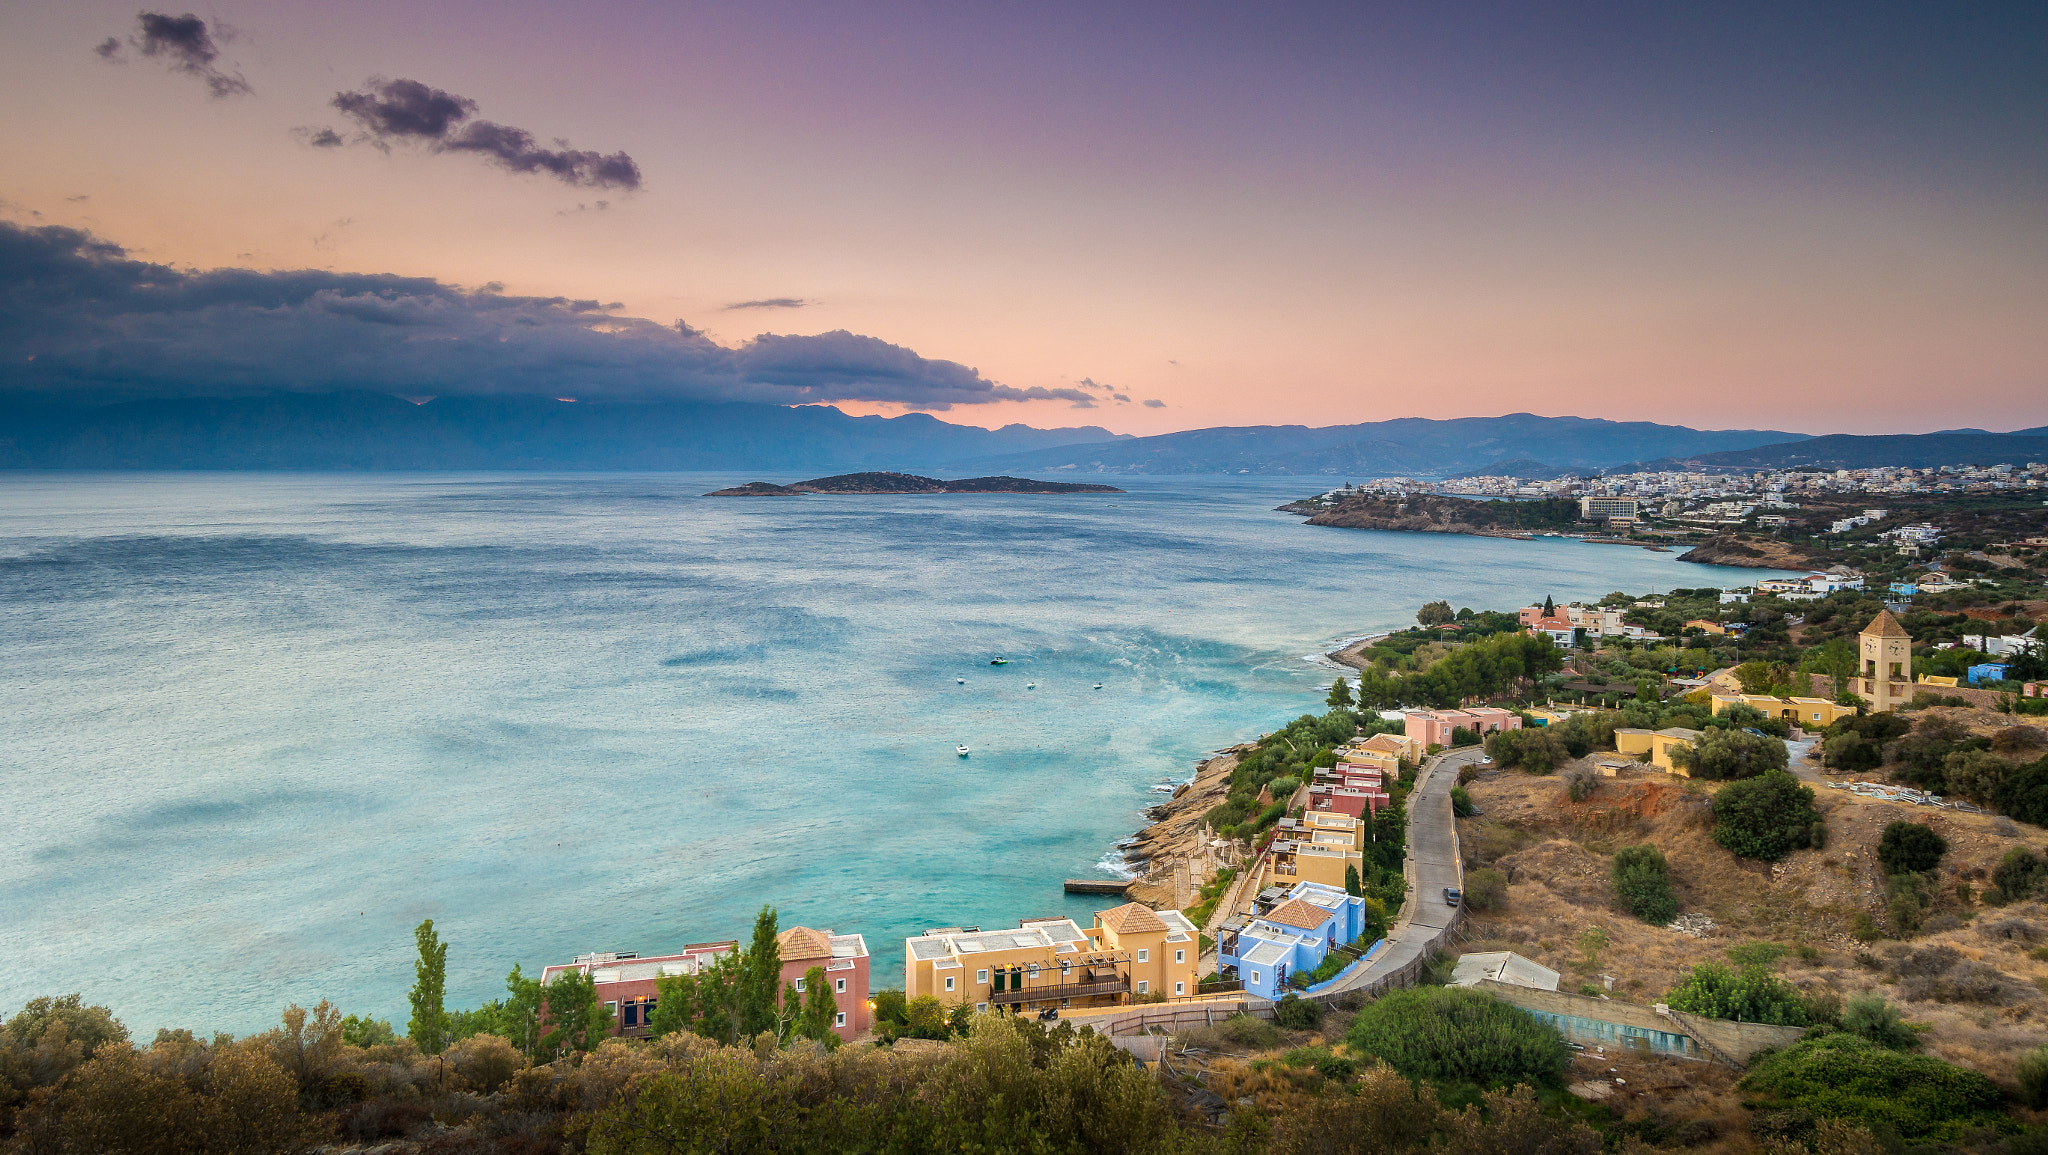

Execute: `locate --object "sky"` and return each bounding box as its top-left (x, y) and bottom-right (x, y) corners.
top-left (2, 1), bottom-right (2045, 435)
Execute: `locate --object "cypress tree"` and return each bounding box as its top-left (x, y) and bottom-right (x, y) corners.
top-left (743, 905), bottom-right (782, 1037)
top-left (407, 918), bottom-right (449, 1054)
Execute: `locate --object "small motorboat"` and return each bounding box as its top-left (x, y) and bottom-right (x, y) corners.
top-left (1093, 683), bottom-right (1103, 690)
top-left (990, 657), bottom-right (1009, 665)
top-left (957, 677), bottom-right (966, 684)
top-left (1026, 682), bottom-right (1037, 690)
top-left (957, 745), bottom-right (970, 757)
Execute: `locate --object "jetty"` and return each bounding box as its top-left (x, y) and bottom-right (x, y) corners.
top-left (1062, 879), bottom-right (1133, 896)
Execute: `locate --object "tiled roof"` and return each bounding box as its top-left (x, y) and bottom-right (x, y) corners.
top-left (1358, 735), bottom-right (1406, 754)
top-left (1097, 902), bottom-right (1168, 935)
top-left (778, 926), bottom-right (833, 961)
top-left (1863, 609), bottom-right (1910, 638)
top-left (1264, 898), bottom-right (1334, 931)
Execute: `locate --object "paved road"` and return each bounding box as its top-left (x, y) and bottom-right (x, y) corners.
top-left (1328, 744), bottom-right (1484, 992)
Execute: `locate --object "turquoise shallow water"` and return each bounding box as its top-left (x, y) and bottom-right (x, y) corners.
top-left (0, 473), bottom-right (1784, 1035)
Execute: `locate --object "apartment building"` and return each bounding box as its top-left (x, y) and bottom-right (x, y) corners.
top-left (1710, 693), bottom-right (1855, 729)
top-left (540, 941), bottom-right (736, 1038)
top-left (776, 926), bottom-right (872, 1041)
top-left (903, 903), bottom-right (1204, 1012)
top-left (1271, 809), bottom-right (1366, 890)
top-left (1217, 881), bottom-right (1375, 1000)
top-left (1402, 708), bottom-right (1521, 748)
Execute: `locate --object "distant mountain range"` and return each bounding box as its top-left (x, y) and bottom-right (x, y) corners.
top-left (1615, 431), bottom-right (2048, 473)
top-left (950, 414), bottom-right (1810, 477)
top-left (1, 392), bottom-right (2043, 476)
top-left (0, 393), bottom-right (1126, 472)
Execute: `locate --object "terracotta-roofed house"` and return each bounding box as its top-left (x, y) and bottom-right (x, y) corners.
top-left (1217, 881), bottom-right (1375, 1001)
top-left (775, 926), bottom-right (871, 1040)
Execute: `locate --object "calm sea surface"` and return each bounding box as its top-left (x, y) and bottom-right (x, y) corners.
top-left (0, 473), bottom-right (1784, 1034)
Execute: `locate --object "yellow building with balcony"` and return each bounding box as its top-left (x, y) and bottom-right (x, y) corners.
top-left (903, 903), bottom-right (1205, 1013)
top-left (1710, 692), bottom-right (1855, 729)
top-left (1272, 810), bottom-right (1366, 889)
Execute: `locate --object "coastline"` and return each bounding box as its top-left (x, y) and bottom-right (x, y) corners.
top-left (1104, 746), bottom-right (1247, 908)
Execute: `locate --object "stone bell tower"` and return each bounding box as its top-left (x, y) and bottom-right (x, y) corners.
top-left (1856, 609), bottom-right (1912, 713)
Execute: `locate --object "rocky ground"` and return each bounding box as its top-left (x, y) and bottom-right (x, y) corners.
top-left (1121, 747), bottom-right (1244, 909)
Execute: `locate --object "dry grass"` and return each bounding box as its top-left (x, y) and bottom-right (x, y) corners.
top-left (1456, 760), bottom-right (2048, 1084)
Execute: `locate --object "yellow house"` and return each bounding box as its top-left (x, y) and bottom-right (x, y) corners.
top-left (1917, 674), bottom-right (1959, 689)
top-left (1617, 727), bottom-right (1699, 772)
top-left (1273, 810), bottom-right (1365, 889)
top-left (1343, 733), bottom-right (1421, 771)
top-left (903, 904), bottom-right (1204, 1013)
top-left (1524, 707), bottom-right (1578, 727)
top-left (1710, 692), bottom-right (1856, 728)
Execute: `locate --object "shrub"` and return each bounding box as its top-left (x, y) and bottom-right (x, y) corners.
top-left (1273, 993), bottom-right (1324, 1030)
top-left (1449, 726), bottom-right (1481, 748)
top-left (1994, 755), bottom-right (2048, 825)
top-left (1610, 844), bottom-right (1677, 925)
top-left (1992, 847), bottom-right (2048, 903)
top-left (1711, 771), bottom-right (1822, 861)
top-left (1484, 727), bottom-right (1570, 775)
top-left (1681, 728), bottom-right (1790, 781)
top-left (1664, 963), bottom-right (1808, 1025)
top-left (1563, 763), bottom-right (1599, 802)
top-left (1875, 821), bottom-right (1947, 877)
top-left (1726, 941), bottom-right (1785, 968)
top-left (1840, 993), bottom-right (1918, 1050)
top-left (1739, 1033), bottom-right (2009, 1143)
top-left (2019, 1045), bottom-right (2048, 1110)
top-left (1449, 785), bottom-right (1477, 817)
top-left (1344, 986), bottom-right (1571, 1089)
top-left (1945, 749), bottom-right (2010, 806)
top-left (1462, 867), bottom-right (1508, 913)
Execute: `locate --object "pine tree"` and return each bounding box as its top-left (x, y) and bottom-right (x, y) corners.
top-left (1542, 594), bottom-right (1556, 617)
top-left (407, 918), bottom-right (449, 1055)
top-left (1326, 677), bottom-right (1354, 709)
top-left (1344, 864), bottom-right (1362, 897)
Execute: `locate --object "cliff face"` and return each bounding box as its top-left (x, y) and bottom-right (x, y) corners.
top-left (1675, 534), bottom-right (1828, 570)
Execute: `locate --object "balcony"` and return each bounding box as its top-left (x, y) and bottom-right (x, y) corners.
top-left (989, 974), bottom-right (1130, 1006)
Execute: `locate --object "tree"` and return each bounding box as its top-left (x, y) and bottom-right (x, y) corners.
top-left (501, 963), bottom-right (544, 1060)
top-left (1344, 864), bottom-right (1362, 897)
top-left (648, 970), bottom-right (698, 1039)
top-left (1712, 771), bottom-right (1821, 861)
top-left (1876, 821), bottom-right (1947, 877)
top-left (1417, 600), bottom-right (1455, 627)
top-left (1541, 594), bottom-right (1556, 617)
top-left (1325, 677), bottom-right (1354, 709)
top-left (1610, 844), bottom-right (1678, 925)
top-left (3, 994), bottom-right (128, 1060)
top-left (797, 967), bottom-right (838, 1042)
top-left (540, 967), bottom-right (610, 1055)
top-left (1346, 987), bottom-right (1571, 1089)
top-left (1992, 847), bottom-right (2048, 903)
top-left (742, 905), bottom-right (782, 1038)
top-left (1841, 993), bottom-right (1918, 1050)
top-left (407, 918), bottom-right (449, 1055)
top-left (1677, 728), bottom-right (1789, 781)
top-left (1802, 637), bottom-right (1858, 699)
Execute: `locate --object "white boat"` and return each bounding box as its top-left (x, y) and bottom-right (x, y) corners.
top-left (1026, 682), bottom-right (1037, 690)
top-left (957, 745), bottom-right (970, 757)
top-left (1093, 683), bottom-right (1103, 689)
top-left (957, 677), bottom-right (966, 684)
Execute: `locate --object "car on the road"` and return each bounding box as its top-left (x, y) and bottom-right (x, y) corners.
top-left (1442, 887), bottom-right (1461, 907)
top-left (1477, 756), bottom-right (1492, 765)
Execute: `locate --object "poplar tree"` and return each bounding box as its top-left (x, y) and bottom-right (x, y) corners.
top-left (407, 918), bottom-right (449, 1055)
top-left (798, 966), bottom-right (839, 1041)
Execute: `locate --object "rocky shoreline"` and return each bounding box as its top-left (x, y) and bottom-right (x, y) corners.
top-left (1109, 747), bottom-right (1247, 908)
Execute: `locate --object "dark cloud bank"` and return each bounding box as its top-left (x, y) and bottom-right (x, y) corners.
top-left (95, 12), bottom-right (250, 98)
top-left (0, 221), bottom-right (1093, 409)
top-left (311, 78), bottom-right (642, 190)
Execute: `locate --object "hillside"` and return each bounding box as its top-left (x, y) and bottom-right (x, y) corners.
top-left (1285, 493), bottom-right (1582, 534)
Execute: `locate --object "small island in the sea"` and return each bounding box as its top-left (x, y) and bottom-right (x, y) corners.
top-left (706, 471), bottom-right (1124, 496)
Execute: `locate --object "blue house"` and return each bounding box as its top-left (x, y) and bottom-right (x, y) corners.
top-left (1216, 881), bottom-right (1371, 1000)
top-left (1890, 582), bottom-right (1919, 596)
top-left (1969, 663), bottom-right (2010, 686)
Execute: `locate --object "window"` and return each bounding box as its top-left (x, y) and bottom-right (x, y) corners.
top-left (835, 978), bottom-right (846, 993)
top-left (604, 1001), bottom-right (617, 1017)
top-left (944, 976), bottom-right (955, 992)
top-left (834, 1012), bottom-right (846, 1027)
top-left (794, 977), bottom-right (805, 992)
top-left (976, 1003), bottom-right (987, 1013)
top-left (976, 969), bottom-right (988, 984)
top-left (1137, 981), bottom-right (1148, 994)
top-left (1174, 949), bottom-right (1185, 965)
top-left (1136, 949), bottom-right (1148, 962)
top-left (1028, 964), bottom-right (1039, 978)
top-left (1060, 961), bottom-right (1071, 976)
top-left (1174, 982), bottom-right (1185, 996)
top-left (622, 1004), bottom-right (639, 1027)
top-left (1251, 971), bottom-right (1260, 984)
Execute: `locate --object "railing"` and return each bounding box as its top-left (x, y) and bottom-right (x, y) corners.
top-left (990, 976), bottom-right (1129, 1006)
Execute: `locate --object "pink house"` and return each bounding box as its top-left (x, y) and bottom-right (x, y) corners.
top-left (542, 942), bottom-right (737, 1039)
top-left (777, 926), bottom-right (872, 1041)
top-left (1404, 707), bottom-right (1522, 748)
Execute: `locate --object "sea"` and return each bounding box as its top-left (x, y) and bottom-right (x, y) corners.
top-left (0, 472), bottom-right (1787, 1036)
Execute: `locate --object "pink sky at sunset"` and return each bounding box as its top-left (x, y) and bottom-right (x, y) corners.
top-left (4, 1), bottom-right (2044, 435)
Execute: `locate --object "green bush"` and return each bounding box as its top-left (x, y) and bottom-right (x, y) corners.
top-left (1664, 963), bottom-right (1808, 1025)
top-left (1449, 726), bottom-right (1482, 748)
top-left (1610, 844), bottom-right (1677, 925)
top-left (1449, 785), bottom-right (1477, 817)
top-left (1739, 1033), bottom-right (2010, 1143)
top-left (1876, 821), bottom-right (1947, 877)
top-left (1994, 755), bottom-right (2048, 826)
top-left (1677, 727), bottom-right (1789, 781)
top-left (1840, 993), bottom-right (1918, 1050)
top-left (1483, 727), bottom-right (1570, 775)
top-left (1462, 867), bottom-right (1508, 912)
top-left (1711, 771), bottom-right (1821, 861)
top-left (1992, 847), bottom-right (2048, 903)
top-left (2019, 1045), bottom-right (2048, 1109)
top-left (1274, 992), bottom-right (1325, 1030)
top-left (1344, 986), bottom-right (1571, 1089)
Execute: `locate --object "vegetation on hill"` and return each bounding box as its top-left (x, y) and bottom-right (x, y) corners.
top-left (1740, 1032), bottom-right (2012, 1143)
top-left (1343, 987), bottom-right (1573, 1090)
